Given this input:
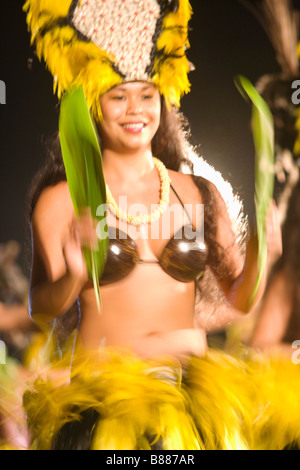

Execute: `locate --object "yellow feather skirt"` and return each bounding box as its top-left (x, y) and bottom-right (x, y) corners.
top-left (22, 346), bottom-right (300, 451)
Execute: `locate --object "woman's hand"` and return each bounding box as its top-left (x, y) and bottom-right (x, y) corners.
top-left (63, 208), bottom-right (99, 283)
top-left (29, 206), bottom-right (100, 322)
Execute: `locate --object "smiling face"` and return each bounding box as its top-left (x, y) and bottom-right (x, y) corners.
top-left (99, 82), bottom-right (161, 154)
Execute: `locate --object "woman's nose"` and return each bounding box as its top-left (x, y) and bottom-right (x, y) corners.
top-left (126, 97), bottom-right (143, 115)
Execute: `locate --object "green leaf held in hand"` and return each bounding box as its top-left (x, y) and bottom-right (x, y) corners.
top-left (59, 86), bottom-right (108, 313)
top-left (235, 75), bottom-right (275, 306)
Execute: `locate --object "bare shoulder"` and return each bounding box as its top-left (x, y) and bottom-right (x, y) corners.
top-left (168, 170), bottom-right (227, 208)
top-left (168, 170), bottom-right (204, 204)
top-left (169, 169), bottom-right (234, 220)
top-left (33, 181), bottom-right (73, 216)
top-left (32, 181), bottom-right (74, 231)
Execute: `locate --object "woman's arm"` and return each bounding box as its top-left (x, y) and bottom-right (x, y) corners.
top-left (249, 271), bottom-right (293, 351)
top-left (207, 181), bottom-right (282, 313)
top-left (0, 302), bottom-right (35, 331)
top-left (29, 183), bottom-right (92, 325)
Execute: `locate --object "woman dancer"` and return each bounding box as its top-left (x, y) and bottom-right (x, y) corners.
top-left (22, 0), bottom-right (289, 451)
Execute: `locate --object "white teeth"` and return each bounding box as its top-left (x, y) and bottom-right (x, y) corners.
top-left (122, 123), bottom-right (145, 129)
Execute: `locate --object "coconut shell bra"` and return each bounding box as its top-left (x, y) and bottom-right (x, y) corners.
top-left (100, 184), bottom-right (208, 285)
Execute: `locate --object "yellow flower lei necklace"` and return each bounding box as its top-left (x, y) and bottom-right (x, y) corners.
top-left (105, 157), bottom-right (171, 226)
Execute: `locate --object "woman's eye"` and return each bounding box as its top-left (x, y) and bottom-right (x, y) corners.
top-left (111, 95), bottom-right (125, 101)
top-left (141, 94), bottom-right (153, 100)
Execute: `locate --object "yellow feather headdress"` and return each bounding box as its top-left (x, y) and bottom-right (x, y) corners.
top-left (24, 0), bottom-right (193, 121)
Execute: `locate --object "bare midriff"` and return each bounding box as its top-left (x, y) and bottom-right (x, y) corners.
top-left (78, 264), bottom-right (207, 357)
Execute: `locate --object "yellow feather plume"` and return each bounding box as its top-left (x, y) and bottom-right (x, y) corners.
top-left (23, 0), bottom-right (193, 116)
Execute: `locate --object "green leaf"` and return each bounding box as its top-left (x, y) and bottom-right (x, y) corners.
top-left (59, 86), bottom-right (108, 313)
top-left (235, 75), bottom-right (275, 306)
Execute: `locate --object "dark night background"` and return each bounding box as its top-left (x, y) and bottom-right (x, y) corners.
top-left (0, 0), bottom-right (280, 276)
